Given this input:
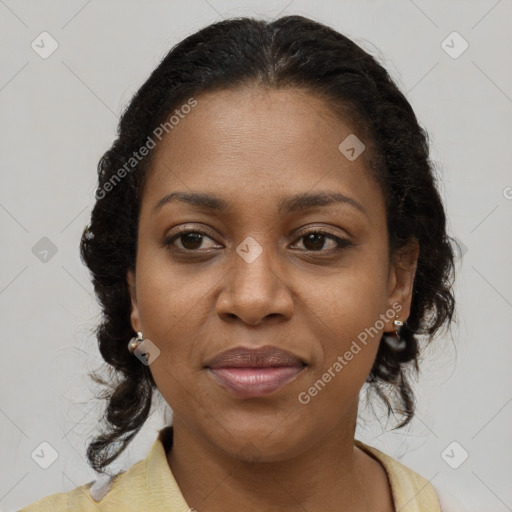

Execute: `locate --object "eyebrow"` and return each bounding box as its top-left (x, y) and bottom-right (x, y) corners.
top-left (153, 191), bottom-right (368, 218)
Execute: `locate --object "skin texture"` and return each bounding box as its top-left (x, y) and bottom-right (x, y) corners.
top-left (127, 85), bottom-right (419, 512)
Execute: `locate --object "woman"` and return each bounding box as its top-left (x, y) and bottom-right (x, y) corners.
top-left (21, 14), bottom-right (456, 511)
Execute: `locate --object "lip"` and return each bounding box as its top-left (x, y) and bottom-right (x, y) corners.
top-left (205, 345), bottom-right (306, 369)
top-left (205, 345), bottom-right (307, 398)
top-left (208, 366), bottom-right (305, 398)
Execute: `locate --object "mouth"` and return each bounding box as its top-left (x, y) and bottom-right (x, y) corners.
top-left (205, 345), bottom-right (307, 398)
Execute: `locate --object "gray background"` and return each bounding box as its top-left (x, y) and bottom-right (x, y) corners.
top-left (1, 1), bottom-right (511, 511)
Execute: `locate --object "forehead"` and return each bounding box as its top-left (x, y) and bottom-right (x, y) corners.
top-left (141, 86), bottom-right (382, 221)
top-left (150, 86), bottom-right (363, 166)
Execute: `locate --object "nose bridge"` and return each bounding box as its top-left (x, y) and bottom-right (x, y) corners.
top-left (233, 233), bottom-right (279, 295)
top-left (216, 233), bottom-right (293, 324)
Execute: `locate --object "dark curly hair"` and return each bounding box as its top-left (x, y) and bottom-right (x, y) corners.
top-left (80, 14), bottom-right (457, 474)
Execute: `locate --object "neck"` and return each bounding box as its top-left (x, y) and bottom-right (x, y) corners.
top-left (166, 406), bottom-right (375, 511)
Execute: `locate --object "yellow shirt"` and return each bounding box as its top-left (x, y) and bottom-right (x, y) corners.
top-left (20, 426), bottom-right (441, 511)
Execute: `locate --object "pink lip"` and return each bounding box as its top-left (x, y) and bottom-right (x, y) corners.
top-left (207, 366), bottom-right (305, 398)
top-left (205, 345), bottom-right (306, 369)
top-left (204, 345), bottom-right (307, 398)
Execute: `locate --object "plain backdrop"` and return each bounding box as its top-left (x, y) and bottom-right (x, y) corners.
top-left (1, 1), bottom-right (511, 511)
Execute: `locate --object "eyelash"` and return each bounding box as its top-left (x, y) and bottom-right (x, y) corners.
top-left (161, 227), bottom-right (352, 254)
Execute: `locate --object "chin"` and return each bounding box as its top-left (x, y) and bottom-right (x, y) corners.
top-left (211, 422), bottom-right (309, 463)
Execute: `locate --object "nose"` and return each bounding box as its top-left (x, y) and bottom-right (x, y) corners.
top-left (215, 239), bottom-right (294, 326)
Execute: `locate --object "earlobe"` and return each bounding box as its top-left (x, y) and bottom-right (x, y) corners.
top-left (127, 269), bottom-right (141, 333)
top-left (386, 239), bottom-right (420, 330)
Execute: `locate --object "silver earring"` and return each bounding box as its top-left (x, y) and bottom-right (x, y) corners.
top-left (128, 331), bottom-right (143, 354)
top-left (382, 316), bottom-right (406, 350)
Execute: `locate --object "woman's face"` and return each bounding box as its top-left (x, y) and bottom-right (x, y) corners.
top-left (128, 86), bottom-right (418, 461)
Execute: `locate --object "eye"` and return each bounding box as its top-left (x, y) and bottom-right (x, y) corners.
top-left (292, 229), bottom-right (352, 252)
top-left (162, 227), bottom-right (353, 254)
top-left (162, 228), bottom-right (220, 252)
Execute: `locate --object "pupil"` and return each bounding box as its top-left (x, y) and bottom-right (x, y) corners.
top-left (183, 233), bottom-right (202, 249)
top-left (305, 233), bottom-right (324, 250)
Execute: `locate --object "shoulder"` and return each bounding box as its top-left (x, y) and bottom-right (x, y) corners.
top-left (19, 426), bottom-right (190, 512)
top-left (355, 439), bottom-right (442, 512)
top-left (19, 458), bottom-right (147, 512)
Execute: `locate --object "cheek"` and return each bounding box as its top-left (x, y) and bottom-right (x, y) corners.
top-left (304, 261), bottom-right (388, 344)
top-left (133, 253), bottom-right (211, 391)
top-left (135, 243), bottom-right (212, 332)
top-left (298, 266), bottom-right (388, 393)
top-left (295, 307), bottom-right (382, 423)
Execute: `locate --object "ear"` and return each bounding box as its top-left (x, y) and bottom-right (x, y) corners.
top-left (127, 269), bottom-right (142, 333)
top-left (385, 238), bottom-right (420, 331)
